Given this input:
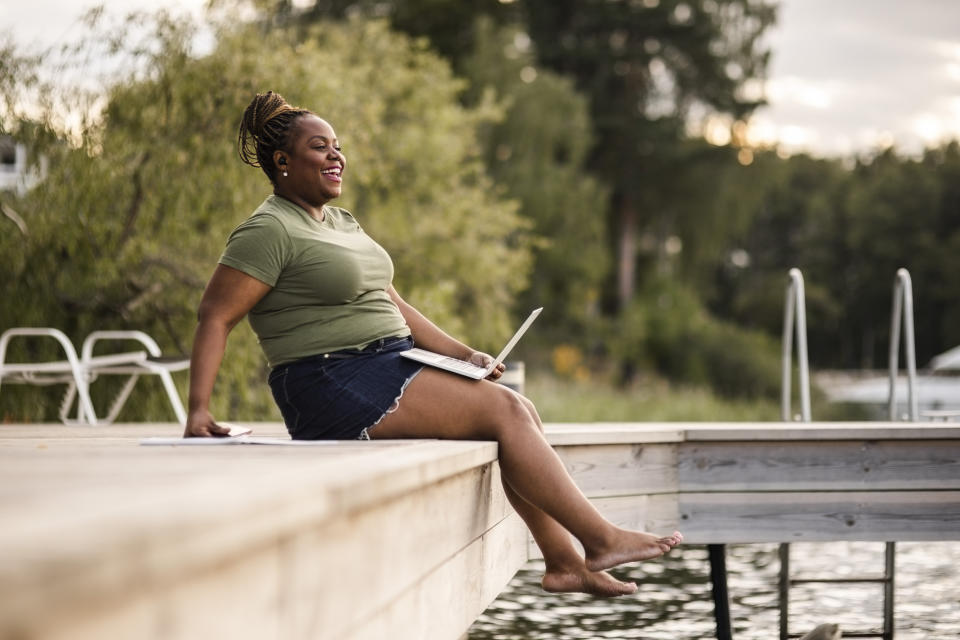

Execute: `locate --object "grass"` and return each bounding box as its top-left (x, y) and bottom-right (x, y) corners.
top-left (524, 372), bottom-right (783, 422)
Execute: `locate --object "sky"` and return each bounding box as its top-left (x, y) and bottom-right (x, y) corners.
top-left (753, 0), bottom-right (960, 157)
top-left (3, 0), bottom-right (960, 158)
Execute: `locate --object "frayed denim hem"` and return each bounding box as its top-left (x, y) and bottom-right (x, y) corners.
top-left (358, 366), bottom-right (424, 440)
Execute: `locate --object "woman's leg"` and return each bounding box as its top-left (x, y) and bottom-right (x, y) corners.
top-left (494, 392), bottom-right (637, 594)
top-left (501, 479), bottom-right (638, 596)
top-left (371, 368), bottom-right (681, 573)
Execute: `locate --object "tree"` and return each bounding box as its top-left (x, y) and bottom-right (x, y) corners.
top-left (459, 18), bottom-right (610, 337)
top-left (843, 146), bottom-right (959, 367)
top-left (718, 153), bottom-right (853, 364)
top-left (520, 0), bottom-right (777, 309)
top-left (0, 11), bottom-right (532, 421)
top-left (712, 142), bottom-right (960, 370)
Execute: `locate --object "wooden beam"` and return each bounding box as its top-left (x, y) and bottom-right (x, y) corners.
top-left (556, 442), bottom-right (678, 496)
top-left (677, 491), bottom-right (960, 543)
top-left (677, 440), bottom-right (960, 491)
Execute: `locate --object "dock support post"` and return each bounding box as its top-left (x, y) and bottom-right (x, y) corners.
top-left (883, 542), bottom-right (896, 640)
top-left (779, 543), bottom-right (790, 640)
top-left (708, 543), bottom-right (733, 640)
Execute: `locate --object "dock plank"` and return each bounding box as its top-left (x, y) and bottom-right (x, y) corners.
top-left (556, 442), bottom-right (678, 496)
top-left (677, 440), bottom-right (960, 491)
top-left (677, 490), bottom-right (960, 543)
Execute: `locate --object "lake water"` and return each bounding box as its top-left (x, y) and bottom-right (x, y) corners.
top-left (469, 541), bottom-right (960, 639)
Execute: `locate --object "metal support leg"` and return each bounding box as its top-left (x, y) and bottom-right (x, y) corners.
top-left (779, 543), bottom-right (790, 640)
top-left (883, 542), bottom-right (896, 640)
top-left (709, 544), bottom-right (733, 640)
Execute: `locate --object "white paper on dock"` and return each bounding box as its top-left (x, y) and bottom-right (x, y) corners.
top-left (139, 436), bottom-right (341, 446)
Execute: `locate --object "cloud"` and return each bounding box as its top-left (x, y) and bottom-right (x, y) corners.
top-left (757, 0), bottom-right (960, 156)
top-left (765, 76), bottom-right (845, 110)
top-left (3, 0), bottom-right (207, 50)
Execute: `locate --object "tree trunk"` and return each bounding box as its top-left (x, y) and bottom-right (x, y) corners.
top-left (617, 197), bottom-right (638, 310)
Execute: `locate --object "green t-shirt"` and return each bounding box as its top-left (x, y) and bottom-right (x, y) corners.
top-left (219, 195), bottom-right (410, 367)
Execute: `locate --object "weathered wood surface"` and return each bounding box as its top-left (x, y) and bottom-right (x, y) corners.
top-left (3, 420), bottom-right (959, 639)
top-left (548, 421), bottom-right (960, 442)
top-left (677, 440), bottom-right (960, 491)
top-left (0, 423), bottom-right (526, 640)
top-left (545, 422), bottom-right (960, 547)
top-left (548, 442), bottom-right (678, 497)
top-left (677, 491), bottom-right (960, 543)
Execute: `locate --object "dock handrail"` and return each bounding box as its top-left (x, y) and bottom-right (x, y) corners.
top-left (888, 268), bottom-right (919, 421)
top-left (781, 268), bottom-right (811, 422)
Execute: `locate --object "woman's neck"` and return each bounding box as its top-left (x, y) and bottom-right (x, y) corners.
top-left (274, 189), bottom-right (327, 221)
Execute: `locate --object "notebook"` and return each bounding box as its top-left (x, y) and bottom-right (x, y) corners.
top-left (400, 307), bottom-right (543, 379)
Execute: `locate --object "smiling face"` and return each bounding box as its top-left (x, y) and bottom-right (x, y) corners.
top-left (273, 115), bottom-right (346, 208)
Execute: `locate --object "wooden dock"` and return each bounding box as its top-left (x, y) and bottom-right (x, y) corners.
top-left (1, 422), bottom-right (958, 639)
top-left (0, 424), bottom-right (526, 640)
top-left (546, 422), bottom-right (960, 547)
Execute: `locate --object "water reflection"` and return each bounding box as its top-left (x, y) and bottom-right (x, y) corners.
top-left (469, 542), bottom-right (960, 639)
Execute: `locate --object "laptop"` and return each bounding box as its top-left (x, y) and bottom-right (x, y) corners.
top-left (400, 307), bottom-right (543, 379)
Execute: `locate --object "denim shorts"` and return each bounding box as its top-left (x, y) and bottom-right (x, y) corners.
top-left (267, 335), bottom-right (423, 440)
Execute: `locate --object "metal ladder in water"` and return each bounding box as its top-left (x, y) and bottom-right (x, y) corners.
top-left (711, 269), bottom-right (907, 640)
top-left (887, 268), bottom-right (919, 422)
top-left (778, 268), bottom-right (907, 640)
top-left (778, 541), bottom-right (895, 639)
top-left (781, 267), bottom-right (919, 422)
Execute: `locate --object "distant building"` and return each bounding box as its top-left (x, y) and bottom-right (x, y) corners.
top-left (0, 135), bottom-right (43, 196)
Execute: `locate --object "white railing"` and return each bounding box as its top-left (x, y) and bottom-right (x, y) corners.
top-left (888, 268), bottom-right (919, 421)
top-left (781, 268), bottom-right (811, 422)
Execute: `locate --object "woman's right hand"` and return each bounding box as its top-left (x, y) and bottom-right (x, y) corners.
top-left (183, 409), bottom-right (232, 438)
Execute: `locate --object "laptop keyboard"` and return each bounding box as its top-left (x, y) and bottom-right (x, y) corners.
top-left (407, 349), bottom-right (488, 375)
top-left (435, 356), bottom-right (487, 375)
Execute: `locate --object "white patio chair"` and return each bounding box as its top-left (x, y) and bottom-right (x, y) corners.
top-left (80, 330), bottom-right (189, 425)
top-left (0, 327), bottom-right (147, 424)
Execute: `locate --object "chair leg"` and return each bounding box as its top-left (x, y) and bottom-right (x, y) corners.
top-left (102, 374), bottom-right (141, 424)
top-left (59, 382), bottom-right (78, 424)
top-left (74, 370), bottom-right (98, 424)
top-left (157, 370), bottom-right (187, 425)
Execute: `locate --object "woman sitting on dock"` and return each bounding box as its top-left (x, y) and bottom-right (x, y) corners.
top-left (184, 91), bottom-right (682, 597)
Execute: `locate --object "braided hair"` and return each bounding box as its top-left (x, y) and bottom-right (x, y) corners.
top-left (237, 91), bottom-right (312, 185)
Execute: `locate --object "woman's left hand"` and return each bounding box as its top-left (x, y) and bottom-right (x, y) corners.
top-left (468, 351), bottom-right (506, 381)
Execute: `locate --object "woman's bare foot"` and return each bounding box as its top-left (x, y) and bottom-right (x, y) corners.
top-left (541, 566), bottom-right (638, 597)
top-left (584, 529), bottom-right (683, 573)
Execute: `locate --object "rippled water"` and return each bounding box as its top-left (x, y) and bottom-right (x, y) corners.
top-left (469, 542), bottom-right (960, 639)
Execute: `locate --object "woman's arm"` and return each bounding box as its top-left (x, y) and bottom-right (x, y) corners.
top-left (388, 286), bottom-right (505, 380)
top-left (184, 265), bottom-right (272, 437)
top-left (388, 286), bottom-right (471, 358)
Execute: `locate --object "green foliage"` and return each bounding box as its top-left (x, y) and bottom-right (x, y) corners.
top-left (289, 0), bottom-right (520, 59)
top-left (842, 147), bottom-right (956, 364)
top-left (0, 12), bottom-right (532, 421)
top-left (712, 152), bottom-right (853, 359)
top-left (526, 372), bottom-right (782, 422)
top-left (611, 277), bottom-right (782, 399)
top-left (716, 144), bottom-right (960, 370)
top-left (459, 18), bottom-right (609, 333)
top-left (526, 368), bottom-right (870, 422)
top-left (519, 0), bottom-right (777, 307)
